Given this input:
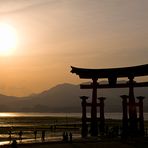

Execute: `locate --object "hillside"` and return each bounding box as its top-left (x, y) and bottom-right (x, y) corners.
top-left (0, 83), bottom-right (147, 112)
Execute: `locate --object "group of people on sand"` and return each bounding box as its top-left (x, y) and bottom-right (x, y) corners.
top-left (8, 130), bottom-right (23, 142)
top-left (10, 130), bottom-right (73, 147)
top-left (9, 129), bottom-right (46, 141)
top-left (10, 129), bottom-right (46, 147)
top-left (62, 131), bottom-right (73, 142)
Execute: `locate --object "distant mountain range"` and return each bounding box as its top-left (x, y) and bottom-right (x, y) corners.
top-left (0, 83), bottom-right (148, 112)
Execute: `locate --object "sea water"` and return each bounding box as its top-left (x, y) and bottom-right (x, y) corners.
top-left (0, 112), bottom-right (148, 127)
top-left (0, 112), bottom-right (148, 145)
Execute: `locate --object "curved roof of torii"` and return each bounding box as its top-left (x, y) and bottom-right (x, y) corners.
top-left (71, 64), bottom-right (148, 79)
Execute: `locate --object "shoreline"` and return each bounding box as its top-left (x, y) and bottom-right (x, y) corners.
top-left (1, 137), bottom-right (148, 148)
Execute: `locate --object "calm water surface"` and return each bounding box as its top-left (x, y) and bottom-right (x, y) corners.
top-left (0, 112), bottom-right (148, 146)
top-left (0, 112), bottom-right (148, 119)
top-left (0, 112), bottom-right (148, 127)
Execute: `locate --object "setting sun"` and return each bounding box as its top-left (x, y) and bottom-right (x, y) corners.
top-left (0, 23), bottom-right (18, 56)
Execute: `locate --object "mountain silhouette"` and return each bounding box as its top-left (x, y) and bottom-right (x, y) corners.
top-left (0, 83), bottom-right (147, 112)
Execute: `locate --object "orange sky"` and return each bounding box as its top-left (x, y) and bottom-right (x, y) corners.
top-left (0, 0), bottom-right (148, 96)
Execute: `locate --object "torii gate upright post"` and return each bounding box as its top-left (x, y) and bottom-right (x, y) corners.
top-left (91, 78), bottom-right (98, 136)
top-left (128, 76), bottom-right (138, 135)
top-left (98, 97), bottom-right (106, 135)
top-left (120, 95), bottom-right (128, 139)
top-left (80, 96), bottom-right (89, 138)
top-left (137, 96), bottom-right (145, 136)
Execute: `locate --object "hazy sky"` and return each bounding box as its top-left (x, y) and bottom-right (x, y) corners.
top-left (0, 0), bottom-right (148, 96)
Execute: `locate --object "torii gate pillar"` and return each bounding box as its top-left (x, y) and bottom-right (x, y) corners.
top-left (128, 76), bottom-right (138, 135)
top-left (80, 96), bottom-right (88, 138)
top-left (98, 97), bottom-right (105, 135)
top-left (137, 96), bottom-right (145, 136)
top-left (91, 78), bottom-right (98, 136)
top-left (121, 95), bottom-right (128, 138)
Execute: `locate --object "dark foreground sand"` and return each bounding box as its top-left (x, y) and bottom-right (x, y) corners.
top-left (1, 140), bottom-right (148, 148)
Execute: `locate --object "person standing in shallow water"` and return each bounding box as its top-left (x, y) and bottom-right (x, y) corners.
top-left (65, 131), bottom-right (68, 142)
top-left (41, 130), bottom-right (45, 142)
top-left (34, 129), bottom-right (37, 140)
top-left (62, 131), bottom-right (68, 142)
top-left (8, 129), bottom-right (12, 142)
top-left (69, 132), bottom-right (72, 143)
top-left (62, 131), bottom-right (66, 141)
top-left (11, 139), bottom-right (17, 148)
top-left (18, 130), bottom-right (23, 141)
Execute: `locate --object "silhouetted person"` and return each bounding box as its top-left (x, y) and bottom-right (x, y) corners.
top-left (69, 132), bottom-right (72, 143)
top-left (8, 130), bottom-right (12, 141)
top-left (62, 131), bottom-right (65, 141)
top-left (145, 128), bottom-right (148, 136)
top-left (18, 130), bottom-right (23, 141)
top-left (41, 130), bottom-right (45, 142)
top-left (65, 131), bottom-right (68, 142)
top-left (34, 130), bottom-right (37, 140)
top-left (11, 139), bottom-right (17, 148)
top-left (105, 125), bottom-right (109, 136)
top-left (63, 131), bottom-right (68, 142)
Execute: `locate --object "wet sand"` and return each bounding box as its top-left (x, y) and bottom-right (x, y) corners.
top-left (17, 142), bottom-right (135, 148)
top-left (0, 141), bottom-right (139, 148)
top-left (1, 138), bottom-right (148, 148)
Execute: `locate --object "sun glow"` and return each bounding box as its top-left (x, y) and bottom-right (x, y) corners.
top-left (0, 113), bottom-right (17, 117)
top-left (0, 23), bottom-right (18, 56)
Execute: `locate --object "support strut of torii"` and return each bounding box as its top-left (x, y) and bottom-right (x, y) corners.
top-left (71, 64), bottom-right (148, 137)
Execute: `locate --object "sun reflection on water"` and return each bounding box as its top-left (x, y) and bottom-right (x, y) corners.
top-left (0, 113), bottom-right (18, 117)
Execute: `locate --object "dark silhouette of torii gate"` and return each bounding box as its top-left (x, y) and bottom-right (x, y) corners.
top-left (71, 64), bottom-right (148, 137)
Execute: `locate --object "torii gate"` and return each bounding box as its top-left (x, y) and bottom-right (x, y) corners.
top-left (71, 64), bottom-right (148, 137)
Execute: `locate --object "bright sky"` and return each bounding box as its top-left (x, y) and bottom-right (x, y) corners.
top-left (0, 0), bottom-right (148, 96)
